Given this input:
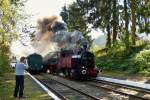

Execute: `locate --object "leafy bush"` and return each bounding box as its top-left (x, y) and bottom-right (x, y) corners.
top-left (145, 44), bottom-right (150, 50)
top-left (107, 43), bottom-right (127, 57)
top-left (134, 50), bottom-right (150, 75)
top-left (0, 49), bottom-right (10, 76)
top-left (95, 42), bottom-right (150, 75)
top-left (0, 55), bottom-right (8, 76)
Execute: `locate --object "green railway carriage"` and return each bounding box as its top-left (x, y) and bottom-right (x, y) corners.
top-left (27, 53), bottom-right (43, 74)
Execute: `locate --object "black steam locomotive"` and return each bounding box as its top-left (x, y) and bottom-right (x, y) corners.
top-left (43, 49), bottom-right (99, 80)
top-left (27, 20), bottom-right (99, 79)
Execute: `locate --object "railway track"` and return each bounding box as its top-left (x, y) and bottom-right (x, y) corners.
top-left (48, 74), bottom-right (150, 100)
top-left (58, 75), bottom-right (150, 100)
top-left (95, 78), bottom-right (150, 92)
top-left (34, 75), bottom-right (100, 100)
top-left (34, 73), bottom-right (150, 100)
top-left (36, 74), bottom-right (139, 100)
top-left (85, 79), bottom-right (150, 100)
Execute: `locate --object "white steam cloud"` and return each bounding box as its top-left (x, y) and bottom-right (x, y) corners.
top-left (11, 16), bottom-right (88, 59)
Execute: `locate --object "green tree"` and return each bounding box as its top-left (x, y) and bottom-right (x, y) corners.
top-left (60, 6), bottom-right (68, 24)
top-left (61, 0), bottom-right (149, 49)
top-left (124, 0), bottom-right (130, 49)
top-left (112, 0), bottom-right (118, 43)
top-left (0, 0), bottom-right (16, 51)
top-left (0, 0), bottom-right (25, 75)
top-left (137, 0), bottom-right (150, 35)
top-left (75, 0), bottom-right (121, 47)
top-left (131, 0), bottom-right (137, 45)
top-left (60, 2), bottom-right (92, 46)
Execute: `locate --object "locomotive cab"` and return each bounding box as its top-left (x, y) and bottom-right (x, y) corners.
top-left (80, 51), bottom-right (99, 78)
top-left (70, 51), bottom-right (99, 80)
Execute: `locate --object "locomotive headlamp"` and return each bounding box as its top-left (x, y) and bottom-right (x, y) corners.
top-left (82, 66), bottom-right (85, 68)
top-left (81, 70), bottom-right (86, 75)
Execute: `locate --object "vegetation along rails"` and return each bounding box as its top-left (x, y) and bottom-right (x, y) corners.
top-left (84, 79), bottom-right (150, 100)
top-left (34, 74), bottom-right (100, 100)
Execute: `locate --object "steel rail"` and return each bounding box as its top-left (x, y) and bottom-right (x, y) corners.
top-left (94, 79), bottom-right (150, 94)
top-left (36, 77), bottom-right (68, 100)
top-left (44, 76), bottom-right (100, 100)
top-left (86, 80), bottom-right (150, 100)
top-left (46, 74), bottom-right (149, 100)
top-left (35, 75), bottom-right (100, 100)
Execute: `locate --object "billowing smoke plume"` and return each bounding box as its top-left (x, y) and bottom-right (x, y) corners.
top-left (33, 16), bottom-right (88, 56)
top-left (11, 16), bottom-right (88, 59)
top-left (30, 16), bottom-right (60, 57)
top-left (32, 16), bottom-right (87, 54)
top-left (53, 30), bottom-right (88, 50)
top-left (35, 16), bottom-right (58, 41)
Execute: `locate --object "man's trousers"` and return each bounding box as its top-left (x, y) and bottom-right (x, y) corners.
top-left (14, 75), bottom-right (24, 97)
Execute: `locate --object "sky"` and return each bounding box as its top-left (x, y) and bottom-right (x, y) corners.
top-left (24, 0), bottom-right (102, 39)
top-left (11, 0), bottom-right (149, 58)
top-left (11, 0), bottom-right (104, 58)
top-left (25, 0), bottom-right (75, 20)
top-left (11, 0), bottom-right (103, 58)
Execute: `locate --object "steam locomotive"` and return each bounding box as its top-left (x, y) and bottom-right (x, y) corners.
top-left (27, 48), bottom-right (99, 80)
top-left (43, 49), bottom-right (99, 80)
top-left (26, 19), bottom-right (99, 79)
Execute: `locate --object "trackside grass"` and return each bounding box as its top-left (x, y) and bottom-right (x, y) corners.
top-left (0, 72), bottom-right (52, 100)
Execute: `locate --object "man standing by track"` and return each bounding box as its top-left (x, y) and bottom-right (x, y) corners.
top-left (14, 57), bottom-right (27, 98)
